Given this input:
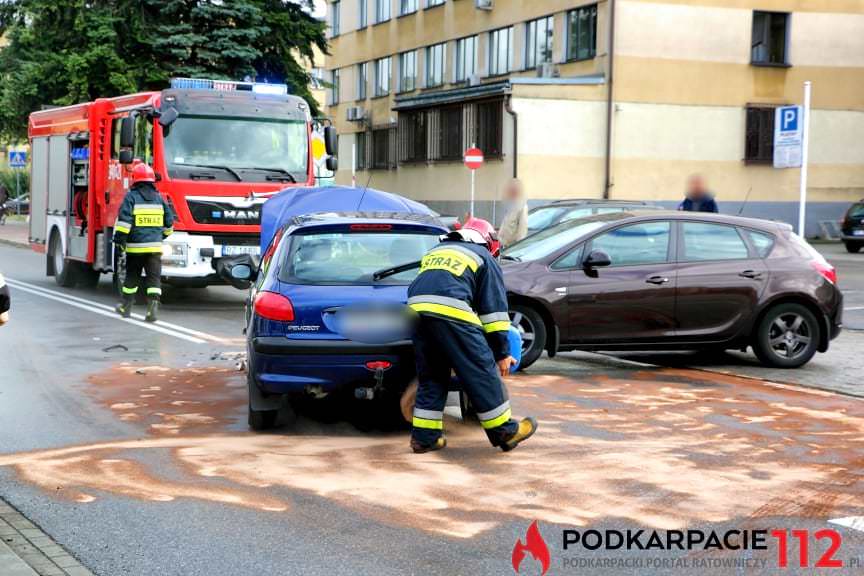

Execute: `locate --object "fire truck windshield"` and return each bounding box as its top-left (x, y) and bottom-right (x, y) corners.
top-left (163, 115), bottom-right (308, 183)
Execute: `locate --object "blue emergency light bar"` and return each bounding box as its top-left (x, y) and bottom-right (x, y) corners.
top-left (170, 78), bottom-right (289, 96)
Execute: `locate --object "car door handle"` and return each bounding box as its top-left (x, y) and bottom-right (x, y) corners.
top-left (739, 270), bottom-right (763, 279)
top-left (646, 276), bottom-right (669, 285)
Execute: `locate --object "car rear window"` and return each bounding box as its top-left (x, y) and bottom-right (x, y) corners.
top-left (279, 230), bottom-right (439, 285)
top-left (848, 203), bottom-right (864, 219)
top-left (527, 207), bottom-right (567, 232)
top-left (745, 229), bottom-right (775, 258)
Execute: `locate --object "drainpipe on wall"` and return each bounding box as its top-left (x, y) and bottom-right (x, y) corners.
top-left (603, 0), bottom-right (617, 200)
top-left (505, 95), bottom-right (518, 179)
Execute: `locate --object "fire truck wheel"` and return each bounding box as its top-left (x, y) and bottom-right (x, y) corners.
top-left (49, 230), bottom-right (77, 288)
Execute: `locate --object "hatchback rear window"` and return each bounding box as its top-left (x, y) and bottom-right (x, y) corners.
top-left (279, 230), bottom-right (439, 285)
top-left (848, 203), bottom-right (864, 219)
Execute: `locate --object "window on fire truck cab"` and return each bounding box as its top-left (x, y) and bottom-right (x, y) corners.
top-left (134, 114), bottom-right (154, 166)
top-left (162, 115), bottom-right (309, 181)
top-left (111, 119), bottom-right (122, 158)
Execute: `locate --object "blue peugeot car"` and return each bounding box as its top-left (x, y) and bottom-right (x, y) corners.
top-left (220, 186), bottom-right (448, 430)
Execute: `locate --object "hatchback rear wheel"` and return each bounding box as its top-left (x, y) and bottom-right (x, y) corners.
top-left (753, 303), bottom-right (820, 368)
top-left (844, 241), bottom-right (862, 253)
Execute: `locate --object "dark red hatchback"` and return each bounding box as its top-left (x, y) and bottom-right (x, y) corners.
top-left (502, 212), bottom-right (842, 370)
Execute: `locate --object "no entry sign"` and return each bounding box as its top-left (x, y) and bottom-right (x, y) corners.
top-left (464, 147), bottom-right (484, 170)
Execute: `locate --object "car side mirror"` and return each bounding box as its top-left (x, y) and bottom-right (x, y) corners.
top-left (323, 126), bottom-right (338, 156)
top-left (583, 249), bottom-right (612, 269)
top-left (217, 255), bottom-right (259, 290)
top-left (158, 106), bottom-right (179, 128)
top-left (120, 115), bottom-right (135, 148)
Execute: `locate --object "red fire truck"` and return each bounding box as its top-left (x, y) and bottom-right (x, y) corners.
top-left (28, 78), bottom-right (337, 290)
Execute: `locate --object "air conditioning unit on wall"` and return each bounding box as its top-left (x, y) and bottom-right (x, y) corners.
top-left (346, 107), bottom-right (366, 122)
top-left (475, 0), bottom-right (493, 10)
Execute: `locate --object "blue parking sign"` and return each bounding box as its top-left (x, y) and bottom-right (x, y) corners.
top-left (8, 150), bottom-right (26, 168)
top-left (774, 106), bottom-right (803, 169)
top-left (779, 106), bottom-right (799, 132)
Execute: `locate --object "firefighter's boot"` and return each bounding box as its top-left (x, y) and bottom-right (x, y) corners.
top-left (144, 299), bottom-right (160, 323)
top-left (410, 436), bottom-right (447, 454)
top-left (500, 417), bottom-right (538, 452)
top-left (115, 296), bottom-right (134, 319)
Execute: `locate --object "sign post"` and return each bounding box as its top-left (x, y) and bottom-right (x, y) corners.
top-left (8, 150), bottom-right (27, 214)
top-left (464, 145), bottom-right (483, 216)
top-left (772, 85), bottom-right (811, 237)
top-left (798, 81), bottom-right (812, 237)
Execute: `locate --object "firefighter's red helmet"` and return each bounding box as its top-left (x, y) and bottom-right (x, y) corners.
top-left (459, 217), bottom-right (501, 257)
top-left (131, 163), bottom-right (156, 184)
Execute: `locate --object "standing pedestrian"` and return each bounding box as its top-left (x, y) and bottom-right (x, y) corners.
top-left (113, 163), bottom-right (174, 322)
top-left (407, 217), bottom-right (538, 453)
top-left (497, 179), bottom-right (528, 247)
top-left (679, 174), bottom-right (719, 213)
top-left (0, 182), bottom-right (9, 225)
top-left (0, 271), bottom-right (9, 326)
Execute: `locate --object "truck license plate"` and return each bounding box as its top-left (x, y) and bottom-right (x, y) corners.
top-left (222, 245), bottom-right (261, 256)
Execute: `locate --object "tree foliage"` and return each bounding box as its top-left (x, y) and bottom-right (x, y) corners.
top-left (0, 0), bottom-right (328, 140)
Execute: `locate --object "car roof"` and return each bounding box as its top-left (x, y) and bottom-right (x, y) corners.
top-left (538, 199), bottom-right (659, 208)
top-left (287, 211), bottom-right (447, 231)
top-left (568, 210), bottom-right (792, 232)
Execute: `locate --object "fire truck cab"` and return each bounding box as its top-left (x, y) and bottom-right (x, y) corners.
top-left (28, 78), bottom-right (337, 290)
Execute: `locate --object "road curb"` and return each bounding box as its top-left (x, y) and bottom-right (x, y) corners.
top-left (0, 498), bottom-right (95, 576)
top-left (0, 239), bottom-right (28, 249)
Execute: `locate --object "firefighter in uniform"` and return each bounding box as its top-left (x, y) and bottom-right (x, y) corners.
top-left (113, 163), bottom-right (174, 322)
top-left (407, 217), bottom-right (538, 453)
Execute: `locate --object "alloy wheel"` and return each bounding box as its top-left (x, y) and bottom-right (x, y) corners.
top-left (768, 312), bottom-right (812, 360)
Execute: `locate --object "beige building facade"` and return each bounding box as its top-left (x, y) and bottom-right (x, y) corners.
top-left (325, 0), bottom-right (864, 234)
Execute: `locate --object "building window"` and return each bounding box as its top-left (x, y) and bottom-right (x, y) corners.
top-left (396, 98), bottom-right (504, 166)
top-left (398, 110), bottom-right (428, 163)
top-left (356, 131), bottom-right (370, 170)
top-left (472, 100), bottom-right (503, 159)
top-left (356, 62), bottom-right (368, 100)
top-left (567, 5), bottom-right (597, 61)
top-left (328, 68), bottom-right (341, 105)
top-left (398, 50), bottom-right (417, 93)
top-left (310, 68), bottom-right (324, 89)
top-left (425, 42), bottom-right (446, 88)
top-left (454, 36), bottom-right (477, 83)
top-left (488, 26), bottom-right (513, 76)
top-left (374, 57), bottom-right (391, 97)
top-left (426, 0), bottom-right (445, 7)
top-left (525, 16), bottom-right (554, 70)
top-left (358, 0), bottom-right (367, 28)
top-left (745, 106), bottom-right (775, 164)
top-left (331, 0), bottom-right (341, 36)
top-left (375, 0), bottom-right (391, 23)
top-left (752, 11), bottom-right (789, 65)
top-left (372, 126), bottom-right (397, 170)
top-left (400, 0), bottom-right (417, 15)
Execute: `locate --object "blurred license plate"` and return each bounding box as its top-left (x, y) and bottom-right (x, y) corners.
top-left (222, 245), bottom-right (260, 256)
top-left (853, 230), bottom-right (864, 236)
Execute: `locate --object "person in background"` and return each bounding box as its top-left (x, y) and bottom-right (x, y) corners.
top-left (498, 179), bottom-right (528, 247)
top-left (679, 174), bottom-right (719, 213)
top-left (0, 271), bottom-right (10, 325)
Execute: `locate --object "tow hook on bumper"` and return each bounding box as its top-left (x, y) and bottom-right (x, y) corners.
top-left (355, 365), bottom-right (388, 400)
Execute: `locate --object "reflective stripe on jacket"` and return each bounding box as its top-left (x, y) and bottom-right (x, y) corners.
top-left (407, 240), bottom-right (511, 359)
top-left (113, 183), bottom-right (175, 253)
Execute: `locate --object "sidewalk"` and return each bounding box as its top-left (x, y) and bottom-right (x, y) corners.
top-left (0, 220), bottom-right (29, 248)
top-left (0, 499), bottom-right (94, 576)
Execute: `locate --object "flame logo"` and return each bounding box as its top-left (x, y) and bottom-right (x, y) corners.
top-left (512, 520), bottom-right (551, 575)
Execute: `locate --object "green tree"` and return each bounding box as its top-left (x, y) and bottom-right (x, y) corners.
top-left (0, 0), bottom-right (327, 141)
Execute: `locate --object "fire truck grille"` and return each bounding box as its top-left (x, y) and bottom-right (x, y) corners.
top-left (187, 199), bottom-right (262, 225)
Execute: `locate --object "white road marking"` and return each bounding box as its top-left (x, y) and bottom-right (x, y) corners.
top-left (844, 306), bottom-right (864, 311)
top-left (5, 277), bottom-right (230, 345)
top-left (828, 517), bottom-right (864, 533)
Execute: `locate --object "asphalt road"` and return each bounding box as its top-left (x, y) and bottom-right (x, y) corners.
top-left (1, 243), bottom-right (862, 576)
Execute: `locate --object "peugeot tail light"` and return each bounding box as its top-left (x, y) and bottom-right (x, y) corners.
top-left (254, 291), bottom-right (295, 321)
